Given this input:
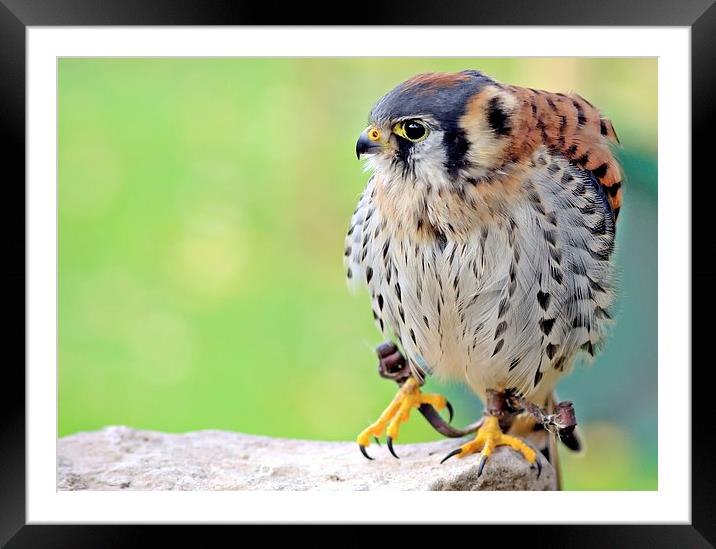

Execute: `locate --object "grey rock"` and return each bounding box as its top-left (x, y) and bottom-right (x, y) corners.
top-left (57, 426), bottom-right (556, 491)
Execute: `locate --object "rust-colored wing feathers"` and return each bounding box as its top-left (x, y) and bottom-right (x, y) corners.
top-left (506, 85), bottom-right (623, 218)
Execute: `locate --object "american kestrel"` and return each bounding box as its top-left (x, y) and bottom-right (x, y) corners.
top-left (345, 70), bottom-right (622, 481)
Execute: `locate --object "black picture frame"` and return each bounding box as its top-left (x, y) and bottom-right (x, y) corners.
top-left (2, 1), bottom-right (713, 545)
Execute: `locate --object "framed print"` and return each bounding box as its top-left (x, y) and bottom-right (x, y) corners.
top-left (2, 0), bottom-right (714, 545)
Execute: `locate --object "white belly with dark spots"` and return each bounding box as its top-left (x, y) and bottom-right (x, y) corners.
top-left (345, 155), bottom-right (616, 403)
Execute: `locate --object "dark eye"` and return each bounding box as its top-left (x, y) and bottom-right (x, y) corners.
top-left (393, 119), bottom-right (429, 143)
top-left (404, 120), bottom-right (426, 141)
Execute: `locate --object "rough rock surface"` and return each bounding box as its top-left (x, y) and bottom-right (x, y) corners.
top-left (57, 426), bottom-right (556, 491)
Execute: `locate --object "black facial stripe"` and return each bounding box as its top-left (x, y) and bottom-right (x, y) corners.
top-left (391, 136), bottom-right (418, 181)
top-left (394, 135), bottom-right (413, 164)
top-left (486, 96), bottom-right (511, 136)
top-left (443, 127), bottom-right (471, 180)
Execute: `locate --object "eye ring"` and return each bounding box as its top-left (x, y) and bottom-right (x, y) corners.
top-left (393, 119), bottom-right (429, 143)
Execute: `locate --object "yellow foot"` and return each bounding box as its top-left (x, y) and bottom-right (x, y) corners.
top-left (440, 416), bottom-right (542, 477)
top-left (357, 377), bottom-right (452, 460)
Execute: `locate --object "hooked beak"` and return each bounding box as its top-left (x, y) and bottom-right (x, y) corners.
top-left (356, 126), bottom-right (385, 159)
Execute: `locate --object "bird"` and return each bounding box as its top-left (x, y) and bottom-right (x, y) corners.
top-left (344, 69), bottom-right (622, 480)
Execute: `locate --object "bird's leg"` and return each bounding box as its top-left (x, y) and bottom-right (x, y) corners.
top-left (441, 389), bottom-right (542, 477)
top-left (357, 342), bottom-right (454, 460)
top-left (505, 393), bottom-right (578, 441)
top-left (370, 342), bottom-right (483, 445)
top-left (375, 341), bottom-right (412, 382)
top-left (356, 377), bottom-right (451, 460)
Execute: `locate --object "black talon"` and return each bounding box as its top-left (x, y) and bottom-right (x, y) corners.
top-left (440, 448), bottom-right (462, 464)
top-left (386, 436), bottom-right (400, 459)
top-left (477, 454), bottom-right (488, 477)
top-left (535, 458), bottom-right (542, 478)
top-left (359, 444), bottom-right (374, 461)
top-left (373, 436), bottom-right (381, 447)
top-left (445, 400), bottom-right (454, 424)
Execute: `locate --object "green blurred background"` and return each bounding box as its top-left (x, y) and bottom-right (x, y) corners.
top-left (58, 58), bottom-right (657, 490)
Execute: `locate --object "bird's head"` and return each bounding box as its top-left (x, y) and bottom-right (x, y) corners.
top-left (356, 70), bottom-right (517, 188)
